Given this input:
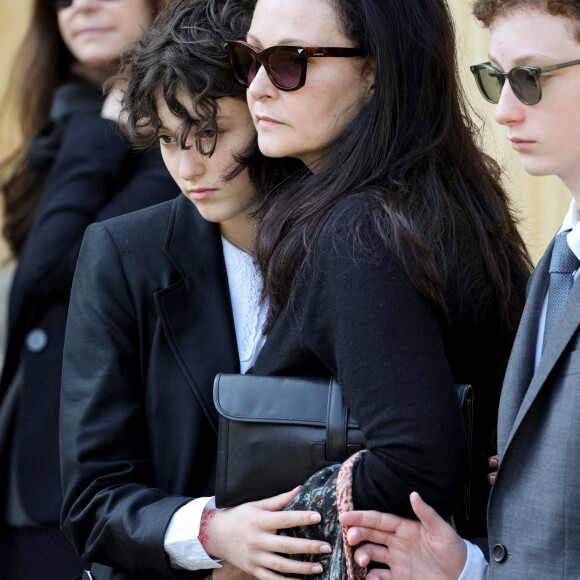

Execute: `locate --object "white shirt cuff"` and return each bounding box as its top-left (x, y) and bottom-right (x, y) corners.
top-left (164, 496), bottom-right (222, 571)
top-left (457, 539), bottom-right (489, 580)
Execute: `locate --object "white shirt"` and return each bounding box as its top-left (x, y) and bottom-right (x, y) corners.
top-left (459, 199), bottom-right (580, 579)
top-left (163, 238), bottom-right (267, 570)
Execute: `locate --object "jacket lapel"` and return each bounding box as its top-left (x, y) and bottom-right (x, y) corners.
top-left (501, 236), bottom-right (580, 453)
top-left (155, 196), bottom-right (239, 432)
top-left (497, 241), bottom-right (551, 455)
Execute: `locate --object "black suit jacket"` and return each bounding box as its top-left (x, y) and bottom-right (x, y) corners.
top-left (0, 113), bottom-right (179, 525)
top-left (60, 195), bottom-right (240, 579)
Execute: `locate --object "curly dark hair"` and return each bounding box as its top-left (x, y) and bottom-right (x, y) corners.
top-left (118, 0), bottom-right (301, 196)
top-left (119, 0), bottom-right (254, 156)
top-left (473, 0), bottom-right (580, 36)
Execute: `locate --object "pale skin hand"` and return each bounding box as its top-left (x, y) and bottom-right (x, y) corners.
top-left (101, 81), bottom-right (126, 122)
top-left (205, 561), bottom-right (257, 579)
top-left (338, 492), bottom-right (467, 580)
top-left (204, 487), bottom-right (332, 580)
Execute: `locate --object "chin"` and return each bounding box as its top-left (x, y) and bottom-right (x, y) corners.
top-left (256, 136), bottom-right (293, 159)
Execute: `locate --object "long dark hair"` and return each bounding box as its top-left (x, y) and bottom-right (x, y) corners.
top-left (119, 0), bottom-right (297, 196)
top-left (255, 0), bottom-right (531, 333)
top-left (0, 0), bottom-right (164, 256)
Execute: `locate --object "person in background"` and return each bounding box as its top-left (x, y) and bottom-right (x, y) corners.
top-left (340, 1), bottom-right (580, 578)
top-left (60, 1), bottom-right (328, 578)
top-left (198, 0), bottom-right (530, 576)
top-left (0, 0), bottom-right (176, 577)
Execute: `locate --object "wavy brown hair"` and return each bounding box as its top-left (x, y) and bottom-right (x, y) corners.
top-left (473, 0), bottom-right (580, 35)
top-left (255, 0), bottom-right (532, 336)
top-left (0, 0), bottom-right (164, 256)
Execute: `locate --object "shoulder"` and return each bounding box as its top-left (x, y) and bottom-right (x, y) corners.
top-left (89, 197), bottom-right (177, 244)
top-left (79, 198), bottom-right (181, 283)
top-left (315, 194), bottom-right (396, 269)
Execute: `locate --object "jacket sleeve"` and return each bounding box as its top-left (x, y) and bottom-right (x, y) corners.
top-left (13, 113), bottom-right (178, 305)
top-left (59, 223), bottom-right (201, 580)
top-left (296, 217), bottom-right (471, 519)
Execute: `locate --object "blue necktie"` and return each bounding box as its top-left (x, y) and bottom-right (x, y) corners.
top-left (543, 230), bottom-right (580, 350)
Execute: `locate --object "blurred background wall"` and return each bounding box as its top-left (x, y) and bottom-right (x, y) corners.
top-left (0, 0), bottom-right (573, 266)
top-left (1, 0), bottom-right (33, 263)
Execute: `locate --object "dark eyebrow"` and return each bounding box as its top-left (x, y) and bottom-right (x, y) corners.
top-left (246, 33), bottom-right (314, 47)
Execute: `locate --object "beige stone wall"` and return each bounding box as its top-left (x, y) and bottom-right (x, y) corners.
top-left (0, 0), bottom-right (569, 265)
top-left (0, 0), bottom-right (33, 263)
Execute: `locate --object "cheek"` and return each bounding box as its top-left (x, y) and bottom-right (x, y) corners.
top-left (160, 150), bottom-right (181, 187)
top-left (57, 13), bottom-right (74, 47)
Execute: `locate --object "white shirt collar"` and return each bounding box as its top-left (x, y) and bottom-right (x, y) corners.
top-left (557, 198), bottom-right (580, 261)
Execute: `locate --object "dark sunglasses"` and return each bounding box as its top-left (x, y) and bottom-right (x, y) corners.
top-left (46, 0), bottom-right (116, 10)
top-left (225, 40), bottom-right (365, 92)
top-left (470, 59), bottom-right (580, 106)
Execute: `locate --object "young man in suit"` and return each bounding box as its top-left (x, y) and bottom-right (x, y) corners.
top-left (339, 1), bottom-right (580, 579)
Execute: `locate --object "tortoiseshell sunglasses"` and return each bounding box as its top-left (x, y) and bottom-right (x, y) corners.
top-left (225, 40), bottom-right (365, 92)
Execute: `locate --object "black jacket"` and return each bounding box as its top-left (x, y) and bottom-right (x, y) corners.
top-left (0, 112), bottom-right (179, 525)
top-left (60, 195), bottom-right (239, 579)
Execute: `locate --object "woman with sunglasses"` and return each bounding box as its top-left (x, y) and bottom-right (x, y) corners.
top-left (59, 1), bottom-right (337, 579)
top-left (0, 1), bottom-right (175, 578)
top-left (339, 2), bottom-right (580, 579)
top-left (195, 0), bottom-right (532, 576)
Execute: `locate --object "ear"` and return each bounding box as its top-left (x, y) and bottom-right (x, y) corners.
top-left (361, 59), bottom-right (375, 98)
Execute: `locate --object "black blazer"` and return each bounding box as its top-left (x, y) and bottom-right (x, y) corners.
top-left (60, 195), bottom-right (240, 580)
top-left (0, 113), bottom-right (179, 525)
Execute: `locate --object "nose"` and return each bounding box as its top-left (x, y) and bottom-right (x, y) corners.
top-left (493, 80), bottom-right (525, 126)
top-left (247, 63), bottom-right (278, 101)
top-left (178, 146), bottom-right (206, 181)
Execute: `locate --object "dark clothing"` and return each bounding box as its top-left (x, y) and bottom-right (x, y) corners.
top-left (252, 197), bottom-right (517, 537)
top-left (60, 196), bottom-right (238, 580)
top-left (0, 101), bottom-right (179, 579)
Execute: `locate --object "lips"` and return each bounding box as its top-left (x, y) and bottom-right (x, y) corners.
top-left (187, 188), bottom-right (218, 201)
top-left (508, 136), bottom-right (535, 151)
top-left (74, 27), bottom-right (113, 37)
top-left (255, 114), bottom-right (283, 127)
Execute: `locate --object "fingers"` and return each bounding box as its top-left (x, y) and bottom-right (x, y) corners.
top-left (253, 505), bottom-right (324, 533)
top-left (487, 455), bottom-right (498, 486)
top-left (339, 510), bottom-right (403, 533)
top-left (253, 486), bottom-right (302, 511)
top-left (345, 525), bottom-right (391, 547)
top-left (353, 542), bottom-right (389, 569)
top-left (256, 532), bottom-right (332, 557)
top-left (254, 554), bottom-right (325, 578)
top-left (409, 491), bottom-right (447, 531)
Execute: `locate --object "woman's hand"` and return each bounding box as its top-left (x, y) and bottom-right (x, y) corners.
top-left (487, 455), bottom-right (498, 485)
top-left (209, 561), bottom-right (257, 579)
top-left (204, 487), bottom-right (332, 580)
top-left (339, 492), bottom-right (466, 580)
top-left (101, 81), bottom-right (125, 122)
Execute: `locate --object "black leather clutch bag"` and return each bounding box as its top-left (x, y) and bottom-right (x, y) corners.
top-left (213, 373), bottom-right (473, 509)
